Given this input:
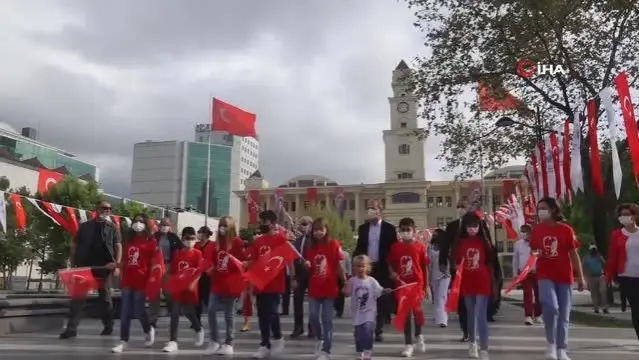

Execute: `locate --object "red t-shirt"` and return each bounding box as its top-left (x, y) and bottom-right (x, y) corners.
top-left (121, 236), bottom-right (158, 291)
top-left (454, 236), bottom-right (492, 296)
top-left (388, 241), bottom-right (429, 287)
top-left (170, 248), bottom-right (203, 303)
top-left (196, 240), bottom-right (214, 261)
top-left (530, 222), bottom-right (579, 284)
top-left (248, 232), bottom-right (289, 294)
top-left (304, 239), bottom-right (344, 299)
top-left (209, 237), bottom-right (246, 297)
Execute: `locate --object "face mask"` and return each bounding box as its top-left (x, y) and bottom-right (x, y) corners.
top-left (185, 240), bottom-right (196, 249)
top-left (259, 224), bottom-right (271, 234)
top-left (466, 227), bottom-right (479, 236)
top-left (313, 230), bottom-right (325, 239)
top-left (456, 208), bottom-right (467, 218)
top-left (131, 222), bottom-right (146, 233)
top-left (160, 226), bottom-right (170, 233)
top-left (537, 209), bottom-right (551, 220)
top-left (197, 233), bottom-right (207, 240)
top-left (619, 215), bottom-right (634, 226)
top-left (399, 232), bottom-right (413, 241)
top-left (521, 233), bottom-right (530, 241)
top-left (218, 226), bottom-right (228, 236)
top-left (367, 210), bottom-right (378, 221)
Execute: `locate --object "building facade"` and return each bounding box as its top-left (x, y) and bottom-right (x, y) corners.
top-left (130, 140), bottom-right (233, 218)
top-left (233, 61), bottom-right (525, 253)
top-left (0, 124), bottom-right (99, 181)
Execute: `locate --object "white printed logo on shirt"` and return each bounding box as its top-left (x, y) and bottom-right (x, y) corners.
top-left (178, 260), bottom-right (190, 271)
top-left (465, 248), bottom-right (480, 270)
top-left (542, 236), bottom-right (559, 258)
top-left (217, 251), bottom-right (230, 271)
top-left (313, 254), bottom-right (327, 277)
top-left (128, 247), bottom-right (140, 266)
top-left (258, 245), bottom-right (271, 257)
top-left (400, 256), bottom-right (413, 276)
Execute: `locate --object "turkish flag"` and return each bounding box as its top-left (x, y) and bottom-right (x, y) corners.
top-left (504, 254), bottom-right (537, 294)
top-left (38, 169), bottom-right (64, 194)
top-left (243, 242), bottom-right (298, 290)
top-left (587, 100), bottom-right (605, 195)
top-left (59, 267), bottom-right (99, 299)
top-left (145, 250), bottom-right (166, 301)
top-left (211, 98), bottom-right (257, 138)
top-left (393, 282), bottom-right (422, 331)
top-left (164, 267), bottom-right (201, 295)
top-left (9, 194), bottom-right (26, 230)
top-left (477, 81), bottom-right (524, 111)
top-left (446, 259), bottom-right (464, 313)
top-left (614, 72), bottom-right (639, 186)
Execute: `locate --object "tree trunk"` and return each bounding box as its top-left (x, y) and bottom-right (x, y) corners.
top-left (26, 258), bottom-right (34, 291)
top-left (580, 142), bottom-right (608, 252)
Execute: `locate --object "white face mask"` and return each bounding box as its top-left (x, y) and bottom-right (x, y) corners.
top-left (131, 222), bottom-right (146, 233)
top-left (218, 226), bottom-right (228, 236)
top-left (185, 240), bottom-right (196, 249)
top-left (456, 208), bottom-right (467, 218)
top-left (466, 227), bottom-right (479, 236)
top-left (619, 215), bottom-right (634, 226)
top-left (197, 233), bottom-right (208, 240)
top-left (399, 231), bottom-right (413, 241)
top-left (367, 210), bottom-right (378, 220)
top-left (537, 209), bottom-right (551, 220)
top-left (160, 226), bottom-right (170, 233)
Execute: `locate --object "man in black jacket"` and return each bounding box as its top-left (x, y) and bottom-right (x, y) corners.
top-left (290, 216), bottom-right (313, 339)
top-left (147, 217), bottom-right (183, 331)
top-left (60, 201), bottom-right (121, 339)
top-left (353, 205), bottom-right (396, 342)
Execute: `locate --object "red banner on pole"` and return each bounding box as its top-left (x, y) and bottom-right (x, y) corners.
top-left (504, 254), bottom-right (537, 294)
top-left (446, 259), bottom-right (464, 313)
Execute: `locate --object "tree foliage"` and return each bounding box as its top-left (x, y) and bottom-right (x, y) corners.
top-left (305, 206), bottom-right (355, 251)
top-left (404, 0), bottom-right (639, 177)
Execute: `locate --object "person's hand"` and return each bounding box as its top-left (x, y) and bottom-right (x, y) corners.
top-left (577, 277), bottom-right (586, 292)
top-left (423, 287), bottom-right (430, 300)
top-left (105, 262), bottom-right (117, 270)
top-left (113, 268), bottom-right (120, 278)
top-left (304, 260), bottom-right (311, 269)
top-left (389, 272), bottom-right (399, 281)
top-left (439, 265), bottom-right (448, 275)
top-left (242, 261), bottom-right (250, 269)
top-left (291, 279), bottom-right (297, 290)
top-left (381, 288), bottom-right (392, 295)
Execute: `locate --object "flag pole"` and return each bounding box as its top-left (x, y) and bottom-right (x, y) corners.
top-left (204, 96), bottom-right (213, 226)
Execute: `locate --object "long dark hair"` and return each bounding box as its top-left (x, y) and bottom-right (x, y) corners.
top-left (456, 211), bottom-right (493, 267)
top-left (310, 217), bottom-right (330, 247)
top-left (128, 213), bottom-right (152, 238)
top-left (537, 197), bottom-right (565, 222)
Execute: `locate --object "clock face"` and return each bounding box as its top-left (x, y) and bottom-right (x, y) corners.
top-left (397, 102), bottom-right (409, 113)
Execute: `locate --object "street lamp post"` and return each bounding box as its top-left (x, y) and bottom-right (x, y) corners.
top-left (494, 106), bottom-right (551, 143)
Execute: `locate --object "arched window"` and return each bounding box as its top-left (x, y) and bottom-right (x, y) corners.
top-left (398, 144), bottom-right (410, 155)
top-left (391, 192), bottom-right (421, 204)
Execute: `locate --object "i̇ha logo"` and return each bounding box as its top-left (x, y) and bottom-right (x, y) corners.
top-left (516, 59), bottom-right (568, 78)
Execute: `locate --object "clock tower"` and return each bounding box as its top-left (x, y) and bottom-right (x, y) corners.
top-left (382, 60), bottom-right (426, 182)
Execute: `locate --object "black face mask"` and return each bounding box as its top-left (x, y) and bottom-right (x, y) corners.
top-left (259, 224), bottom-right (271, 234)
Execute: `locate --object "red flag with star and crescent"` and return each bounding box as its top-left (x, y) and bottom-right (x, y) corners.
top-left (243, 242), bottom-right (298, 290)
top-left (37, 169), bottom-right (64, 194)
top-left (211, 98), bottom-right (257, 138)
top-left (393, 282), bottom-right (422, 331)
top-left (58, 267), bottom-right (99, 299)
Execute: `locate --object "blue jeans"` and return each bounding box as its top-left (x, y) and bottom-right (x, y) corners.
top-left (208, 293), bottom-right (237, 345)
top-left (464, 295), bottom-right (489, 350)
top-left (354, 321), bottom-right (375, 352)
top-left (309, 298), bottom-right (334, 353)
top-left (119, 288), bottom-right (150, 341)
top-left (538, 279), bottom-right (572, 349)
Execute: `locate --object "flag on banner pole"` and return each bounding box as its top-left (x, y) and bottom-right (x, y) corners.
top-left (601, 87), bottom-right (623, 198)
top-left (0, 191), bottom-right (7, 234)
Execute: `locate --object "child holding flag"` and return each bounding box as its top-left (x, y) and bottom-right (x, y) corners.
top-left (162, 226), bottom-right (205, 353)
top-left (388, 217), bottom-right (429, 357)
top-left (344, 255), bottom-right (391, 360)
top-left (206, 216), bottom-right (246, 355)
top-left (302, 217), bottom-right (346, 360)
top-left (453, 211), bottom-right (497, 360)
top-left (111, 214), bottom-right (158, 353)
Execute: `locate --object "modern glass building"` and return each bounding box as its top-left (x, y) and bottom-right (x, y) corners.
top-left (184, 142), bottom-right (232, 217)
top-left (0, 126), bottom-right (98, 180)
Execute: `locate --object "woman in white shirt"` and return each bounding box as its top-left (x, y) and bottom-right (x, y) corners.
top-left (428, 229), bottom-right (450, 327)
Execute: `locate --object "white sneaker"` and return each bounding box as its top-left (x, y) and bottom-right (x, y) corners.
top-left (316, 351), bottom-right (330, 360)
top-left (208, 341), bottom-right (221, 354)
top-left (162, 341), bottom-right (178, 353)
top-left (111, 341), bottom-right (127, 353)
top-left (416, 335), bottom-right (426, 352)
top-left (545, 344), bottom-right (558, 360)
top-left (271, 338), bottom-right (285, 355)
top-left (557, 349), bottom-right (571, 360)
top-left (360, 350), bottom-right (372, 360)
top-left (468, 342), bottom-right (479, 358)
top-left (216, 344), bottom-right (234, 356)
top-left (252, 346), bottom-right (270, 359)
top-left (535, 317), bottom-right (543, 324)
top-left (401, 345), bottom-right (414, 357)
top-left (144, 327), bottom-right (155, 347)
top-left (479, 350), bottom-right (489, 360)
top-left (524, 316), bottom-right (533, 325)
top-left (314, 341), bottom-right (324, 356)
top-left (194, 330), bottom-right (205, 347)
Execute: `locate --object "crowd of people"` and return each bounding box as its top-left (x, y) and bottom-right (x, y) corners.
top-left (56, 197), bottom-right (638, 360)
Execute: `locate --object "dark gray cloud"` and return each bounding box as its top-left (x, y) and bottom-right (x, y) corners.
top-left (1, 0), bottom-right (452, 197)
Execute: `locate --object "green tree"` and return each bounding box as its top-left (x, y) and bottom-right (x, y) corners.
top-left (403, 0), bottom-right (639, 249)
top-left (305, 206), bottom-right (355, 251)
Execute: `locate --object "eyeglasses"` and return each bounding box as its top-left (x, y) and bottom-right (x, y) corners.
top-left (299, 223), bottom-right (309, 226)
top-left (100, 206), bottom-right (112, 211)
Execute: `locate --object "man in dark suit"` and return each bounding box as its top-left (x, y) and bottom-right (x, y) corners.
top-left (290, 216), bottom-right (313, 339)
top-left (353, 205), bottom-right (396, 342)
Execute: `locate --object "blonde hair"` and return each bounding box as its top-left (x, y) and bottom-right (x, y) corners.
top-left (353, 254), bottom-right (372, 274)
top-left (217, 215), bottom-right (238, 241)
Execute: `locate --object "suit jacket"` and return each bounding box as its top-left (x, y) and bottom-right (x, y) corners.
top-left (74, 220), bottom-right (119, 268)
top-left (293, 233), bottom-right (311, 280)
top-left (153, 231), bottom-right (183, 263)
top-left (353, 220), bottom-right (396, 287)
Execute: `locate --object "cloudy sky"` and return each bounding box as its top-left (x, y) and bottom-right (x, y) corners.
top-left (0, 0), bottom-right (457, 196)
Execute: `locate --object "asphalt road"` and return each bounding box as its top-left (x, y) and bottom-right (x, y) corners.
top-left (0, 300), bottom-right (636, 359)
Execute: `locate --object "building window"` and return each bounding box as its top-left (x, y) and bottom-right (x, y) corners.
top-left (506, 241), bottom-right (515, 253)
top-left (391, 192), bottom-right (420, 204)
top-left (398, 144), bottom-right (410, 155)
top-left (349, 219), bottom-right (356, 231)
top-left (400, 122), bottom-right (407, 128)
top-left (320, 200), bottom-right (326, 209)
top-left (427, 197), bottom-right (434, 208)
top-left (445, 217), bottom-right (453, 224)
top-left (436, 196), bottom-right (443, 207)
top-left (493, 194), bottom-right (501, 205)
top-left (436, 217), bottom-right (445, 228)
top-left (445, 196), bottom-right (452, 207)
top-left (496, 241), bottom-right (504, 253)
top-left (397, 172), bottom-right (413, 180)
top-left (349, 199), bottom-right (355, 210)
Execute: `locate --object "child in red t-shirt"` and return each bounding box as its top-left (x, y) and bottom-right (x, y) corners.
top-left (529, 197), bottom-right (585, 360)
top-left (302, 217), bottom-right (346, 359)
top-left (111, 214), bottom-right (157, 354)
top-left (452, 212), bottom-right (496, 359)
top-left (161, 227), bottom-right (204, 353)
top-left (388, 217), bottom-right (429, 357)
top-left (195, 226), bottom-right (214, 323)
